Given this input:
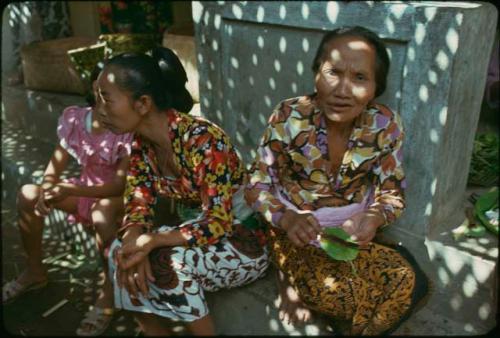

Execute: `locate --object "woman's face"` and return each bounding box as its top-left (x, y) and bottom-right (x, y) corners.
top-left (314, 35), bottom-right (377, 123)
top-left (94, 67), bottom-right (143, 134)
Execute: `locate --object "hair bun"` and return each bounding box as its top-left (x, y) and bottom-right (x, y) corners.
top-left (151, 47), bottom-right (188, 90)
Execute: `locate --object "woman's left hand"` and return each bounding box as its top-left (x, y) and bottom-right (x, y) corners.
top-left (118, 233), bottom-right (156, 270)
top-left (341, 210), bottom-right (385, 247)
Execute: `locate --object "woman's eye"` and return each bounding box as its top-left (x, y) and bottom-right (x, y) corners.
top-left (356, 74), bottom-right (366, 80)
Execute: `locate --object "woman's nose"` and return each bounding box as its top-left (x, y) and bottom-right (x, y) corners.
top-left (335, 77), bottom-right (351, 97)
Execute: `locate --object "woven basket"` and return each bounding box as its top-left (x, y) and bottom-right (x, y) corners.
top-left (21, 37), bottom-right (96, 94)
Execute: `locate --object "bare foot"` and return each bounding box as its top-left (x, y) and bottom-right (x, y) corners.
top-left (276, 270), bottom-right (313, 326)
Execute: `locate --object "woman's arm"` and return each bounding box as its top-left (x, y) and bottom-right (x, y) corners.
top-left (244, 106), bottom-right (291, 227)
top-left (35, 144), bottom-right (71, 215)
top-left (118, 138), bottom-right (157, 238)
top-left (41, 144), bottom-right (71, 190)
top-left (368, 111), bottom-right (406, 227)
top-left (45, 155), bottom-right (130, 202)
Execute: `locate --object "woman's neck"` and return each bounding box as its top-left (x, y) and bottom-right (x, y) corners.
top-left (137, 108), bottom-right (173, 148)
top-left (325, 118), bottom-right (355, 138)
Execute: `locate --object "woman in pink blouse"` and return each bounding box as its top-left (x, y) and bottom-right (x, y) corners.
top-left (245, 26), bottom-right (429, 335)
top-left (2, 89), bottom-right (133, 335)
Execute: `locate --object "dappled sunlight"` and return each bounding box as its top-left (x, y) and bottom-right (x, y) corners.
top-left (279, 36), bottom-right (287, 53)
top-left (326, 2), bottom-right (339, 23)
top-left (301, 2), bottom-right (309, 20)
top-left (106, 72), bottom-right (115, 83)
top-left (279, 4), bottom-right (286, 20)
top-left (232, 3), bottom-right (243, 20)
top-left (256, 5), bottom-right (265, 22)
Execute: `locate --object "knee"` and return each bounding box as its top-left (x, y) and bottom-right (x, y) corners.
top-left (17, 184), bottom-right (40, 210)
top-left (91, 200), bottom-right (120, 239)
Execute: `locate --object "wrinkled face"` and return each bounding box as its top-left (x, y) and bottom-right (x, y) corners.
top-left (94, 67), bottom-right (142, 134)
top-left (315, 35), bottom-right (377, 123)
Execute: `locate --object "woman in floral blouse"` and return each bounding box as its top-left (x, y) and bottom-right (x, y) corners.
top-left (245, 26), bottom-right (428, 335)
top-left (95, 47), bottom-right (268, 335)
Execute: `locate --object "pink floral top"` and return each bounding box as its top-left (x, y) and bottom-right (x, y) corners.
top-left (57, 106), bottom-right (133, 188)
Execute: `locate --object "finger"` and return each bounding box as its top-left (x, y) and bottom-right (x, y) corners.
top-left (116, 251), bottom-right (123, 268)
top-left (306, 215), bottom-right (322, 233)
top-left (303, 223), bottom-right (319, 241)
top-left (289, 232), bottom-right (304, 247)
top-left (119, 244), bottom-right (137, 256)
top-left (116, 267), bottom-right (122, 289)
top-left (145, 259), bottom-right (155, 282)
top-left (137, 265), bottom-right (149, 297)
top-left (122, 252), bottom-right (145, 270)
top-left (35, 204), bottom-right (50, 217)
top-left (296, 229), bottom-right (312, 246)
top-left (283, 309), bottom-right (290, 325)
top-left (127, 271), bottom-right (139, 298)
top-left (38, 200), bottom-right (50, 213)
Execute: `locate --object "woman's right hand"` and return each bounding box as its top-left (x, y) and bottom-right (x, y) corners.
top-left (279, 209), bottom-right (322, 247)
top-left (116, 229), bottom-right (156, 298)
top-left (34, 188), bottom-right (52, 217)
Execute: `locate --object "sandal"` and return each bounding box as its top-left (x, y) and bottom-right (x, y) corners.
top-left (2, 278), bottom-right (48, 305)
top-left (76, 306), bottom-right (115, 336)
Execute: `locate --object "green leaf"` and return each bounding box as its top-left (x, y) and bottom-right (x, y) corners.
top-left (323, 227), bottom-right (356, 243)
top-left (320, 227), bottom-right (359, 261)
top-left (475, 188), bottom-right (499, 235)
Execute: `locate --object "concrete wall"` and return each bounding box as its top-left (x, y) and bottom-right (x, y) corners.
top-left (68, 1), bottom-right (104, 39)
top-left (192, 1), bottom-right (497, 240)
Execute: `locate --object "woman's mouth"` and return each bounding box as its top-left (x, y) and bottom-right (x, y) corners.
top-left (327, 102), bottom-right (353, 111)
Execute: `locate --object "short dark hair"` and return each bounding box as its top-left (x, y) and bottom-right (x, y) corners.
top-left (312, 26), bottom-right (390, 98)
top-left (85, 61), bottom-right (105, 107)
top-left (103, 47), bottom-right (193, 113)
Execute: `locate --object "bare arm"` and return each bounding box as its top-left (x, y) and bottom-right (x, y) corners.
top-left (40, 144), bottom-right (71, 190)
top-left (44, 155), bottom-right (130, 203)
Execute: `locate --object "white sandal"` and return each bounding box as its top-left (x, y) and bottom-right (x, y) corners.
top-left (76, 306), bottom-right (115, 336)
top-left (2, 278), bottom-right (48, 305)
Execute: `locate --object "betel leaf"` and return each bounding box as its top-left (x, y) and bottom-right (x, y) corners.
top-left (475, 187), bottom-right (499, 235)
top-left (319, 227), bottom-right (359, 261)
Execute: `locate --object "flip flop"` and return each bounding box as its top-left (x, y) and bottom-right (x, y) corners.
top-left (2, 278), bottom-right (48, 305)
top-left (76, 306), bottom-right (115, 336)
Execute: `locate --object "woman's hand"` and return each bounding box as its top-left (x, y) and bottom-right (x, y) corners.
top-left (279, 209), bottom-right (322, 247)
top-left (116, 231), bottom-right (156, 298)
top-left (119, 233), bottom-right (156, 270)
top-left (34, 188), bottom-right (52, 217)
top-left (43, 182), bottom-right (73, 203)
top-left (341, 210), bottom-right (385, 247)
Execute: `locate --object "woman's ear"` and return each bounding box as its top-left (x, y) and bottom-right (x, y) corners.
top-left (135, 95), bottom-right (153, 116)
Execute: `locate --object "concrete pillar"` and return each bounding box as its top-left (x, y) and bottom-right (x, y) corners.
top-left (192, 1), bottom-right (497, 240)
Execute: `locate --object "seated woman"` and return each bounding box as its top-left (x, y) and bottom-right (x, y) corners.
top-left (94, 47), bottom-right (269, 336)
top-left (245, 26), bottom-right (428, 335)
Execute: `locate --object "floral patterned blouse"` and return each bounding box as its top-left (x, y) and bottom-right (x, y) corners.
top-left (119, 110), bottom-right (245, 247)
top-left (245, 94), bottom-right (406, 228)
